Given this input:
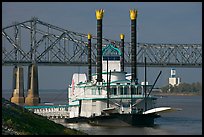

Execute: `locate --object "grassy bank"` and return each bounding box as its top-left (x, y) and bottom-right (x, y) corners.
top-left (2, 98), bottom-right (87, 135)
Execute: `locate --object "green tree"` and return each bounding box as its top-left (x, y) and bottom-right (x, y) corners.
top-left (161, 82), bottom-right (202, 93)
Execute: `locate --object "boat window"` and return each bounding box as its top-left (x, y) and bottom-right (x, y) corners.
top-left (98, 87), bottom-right (101, 95)
top-left (137, 86), bottom-right (142, 94)
top-left (130, 86), bottom-right (137, 95)
top-left (119, 87), bottom-right (123, 95)
top-left (113, 87), bottom-right (117, 95)
top-left (123, 87), bottom-right (128, 95)
top-left (110, 87), bottom-right (117, 95)
top-left (92, 89), bottom-right (96, 95)
top-left (103, 56), bottom-right (120, 61)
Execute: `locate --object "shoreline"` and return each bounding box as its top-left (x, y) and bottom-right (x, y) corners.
top-left (153, 92), bottom-right (201, 96)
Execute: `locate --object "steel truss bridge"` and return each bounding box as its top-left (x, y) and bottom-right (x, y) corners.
top-left (2, 18), bottom-right (202, 68)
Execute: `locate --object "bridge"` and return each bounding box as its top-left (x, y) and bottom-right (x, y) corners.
top-left (2, 18), bottom-right (202, 68)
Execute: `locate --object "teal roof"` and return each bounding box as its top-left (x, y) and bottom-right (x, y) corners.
top-left (102, 44), bottom-right (122, 56)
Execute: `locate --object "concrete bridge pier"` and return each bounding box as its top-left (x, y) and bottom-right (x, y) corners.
top-left (25, 64), bottom-right (40, 106)
top-left (10, 66), bottom-right (25, 105)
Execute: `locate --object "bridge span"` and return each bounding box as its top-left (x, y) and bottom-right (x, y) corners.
top-left (2, 18), bottom-right (202, 68)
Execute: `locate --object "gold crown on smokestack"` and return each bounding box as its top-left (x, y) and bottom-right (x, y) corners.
top-left (96, 9), bottom-right (104, 20)
top-left (130, 9), bottom-right (137, 20)
top-left (120, 34), bottom-right (125, 40)
top-left (88, 33), bottom-right (92, 39)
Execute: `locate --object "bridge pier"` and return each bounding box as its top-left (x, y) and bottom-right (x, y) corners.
top-left (25, 64), bottom-right (40, 106)
top-left (10, 66), bottom-right (25, 105)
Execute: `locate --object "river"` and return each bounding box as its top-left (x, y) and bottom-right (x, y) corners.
top-left (2, 90), bottom-right (202, 135)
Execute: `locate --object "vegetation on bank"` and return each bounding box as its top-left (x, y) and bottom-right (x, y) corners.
top-left (160, 82), bottom-right (202, 95)
top-left (2, 98), bottom-right (87, 135)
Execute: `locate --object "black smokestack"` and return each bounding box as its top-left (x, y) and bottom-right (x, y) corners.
top-left (120, 34), bottom-right (125, 72)
top-left (87, 33), bottom-right (92, 82)
top-left (96, 9), bottom-right (104, 83)
top-left (130, 9), bottom-right (137, 83)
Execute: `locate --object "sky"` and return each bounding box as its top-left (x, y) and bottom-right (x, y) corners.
top-left (2, 2), bottom-right (202, 90)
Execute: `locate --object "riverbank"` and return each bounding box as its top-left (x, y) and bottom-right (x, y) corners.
top-left (153, 92), bottom-right (201, 96)
top-left (2, 98), bottom-right (87, 135)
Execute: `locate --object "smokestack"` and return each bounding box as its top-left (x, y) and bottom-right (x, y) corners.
top-left (120, 34), bottom-right (125, 72)
top-left (130, 9), bottom-right (137, 84)
top-left (96, 9), bottom-right (104, 83)
top-left (87, 33), bottom-right (92, 82)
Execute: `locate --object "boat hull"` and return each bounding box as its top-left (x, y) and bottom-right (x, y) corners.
top-left (65, 113), bottom-right (160, 127)
top-left (89, 113), bottom-right (160, 126)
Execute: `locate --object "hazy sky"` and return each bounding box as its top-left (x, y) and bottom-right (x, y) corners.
top-left (2, 2), bottom-right (202, 90)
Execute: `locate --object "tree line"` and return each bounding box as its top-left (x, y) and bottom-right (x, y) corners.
top-left (161, 82), bottom-right (202, 93)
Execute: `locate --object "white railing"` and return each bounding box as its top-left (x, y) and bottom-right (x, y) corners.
top-left (32, 107), bottom-right (70, 119)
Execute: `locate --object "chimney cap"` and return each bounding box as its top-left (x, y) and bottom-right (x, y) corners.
top-left (130, 9), bottom-right (138, 20)
top-left (120, 34), bottom-right (125, 40)
top-left (96, 9), bottom-right (104, 20)
top-left (88, 33), bottom-right (92, 39)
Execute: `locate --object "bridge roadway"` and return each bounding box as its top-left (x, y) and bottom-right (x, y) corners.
top-left (2, 18), bottom-right (202, 68)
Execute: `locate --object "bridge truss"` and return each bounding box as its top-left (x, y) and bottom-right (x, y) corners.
top-left (2, 18), bottom-right (202, 68)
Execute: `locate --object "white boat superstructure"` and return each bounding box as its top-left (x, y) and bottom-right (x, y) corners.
top-left (67, 44), bottom-right (159, 125)
top-left (65, 9), bottom-right (176, 126)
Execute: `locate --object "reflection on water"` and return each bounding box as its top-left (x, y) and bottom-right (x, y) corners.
top-left (59, 122), bottom-right (171, 135)
top-left (2, 90), bottom-right (202, 135)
